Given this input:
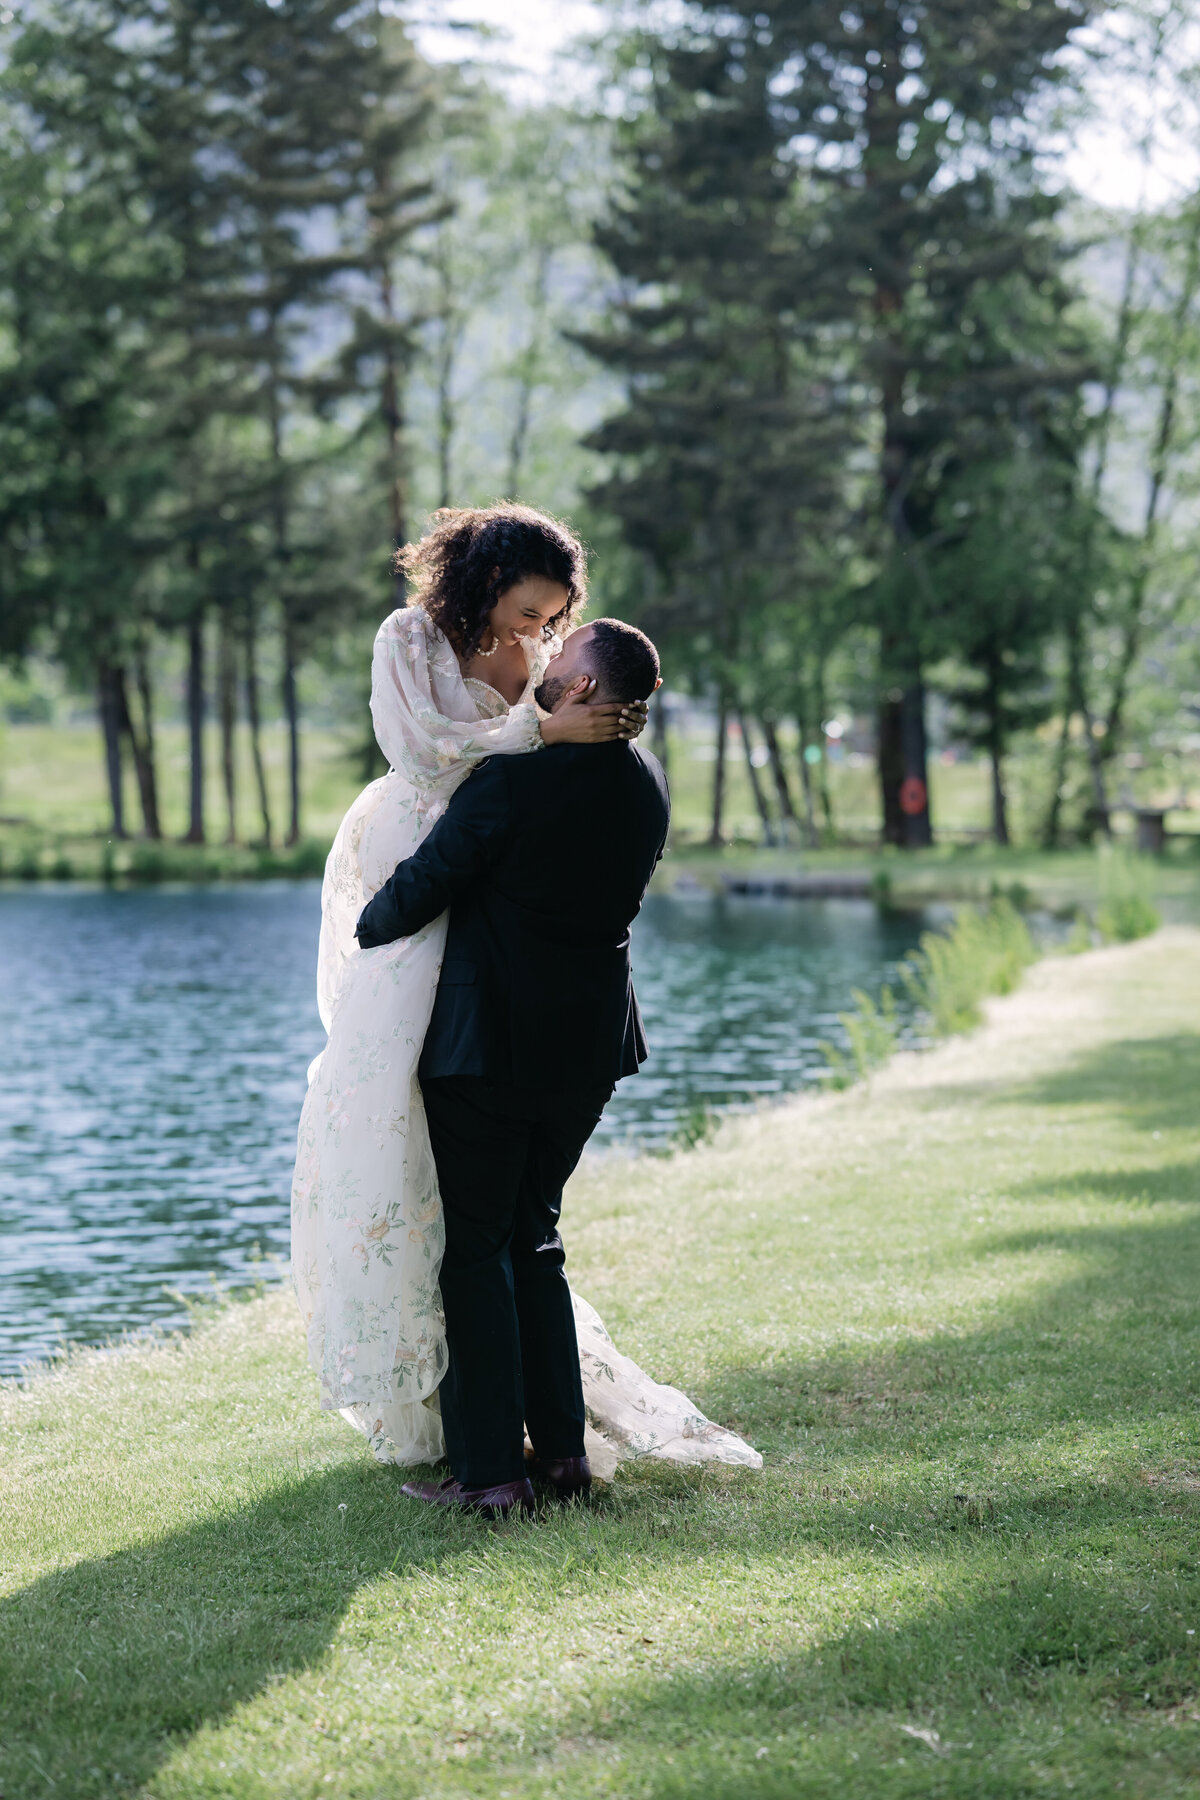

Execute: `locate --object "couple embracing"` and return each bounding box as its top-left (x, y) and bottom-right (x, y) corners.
top-left (292, 505), bottom-right (760, 1518)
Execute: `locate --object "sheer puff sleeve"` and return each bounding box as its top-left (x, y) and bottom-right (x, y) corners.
top-left (369, 606), bottom-right (542, 800)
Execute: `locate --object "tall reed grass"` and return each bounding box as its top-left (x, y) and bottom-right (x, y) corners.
top-left (1095, 844), bottom-right (1162, 944)
top-left (901, 897), bottom-right (1037, 1036)
top-left (823, 899), bottom-right (1037, 1086)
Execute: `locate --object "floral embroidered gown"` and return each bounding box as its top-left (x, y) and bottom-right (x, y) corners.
top-left (291, 606), bottom-right (761, 1479)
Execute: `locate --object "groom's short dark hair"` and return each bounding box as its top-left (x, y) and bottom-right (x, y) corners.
top-left (586, 618), bottom-right (660, 703)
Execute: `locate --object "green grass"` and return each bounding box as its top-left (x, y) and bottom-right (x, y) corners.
top-left (9, 718), bottom-right (1200, 913)
top-left (4, 931), bottom-right (1200, 1797)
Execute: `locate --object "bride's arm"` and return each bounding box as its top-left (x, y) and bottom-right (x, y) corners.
top-left (371, 610), bottom-right (543, 785)
top-left (371, 611), bottom-right (648, 782)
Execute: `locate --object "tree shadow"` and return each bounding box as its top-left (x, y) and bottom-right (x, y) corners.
top-left (1007, 1034), bottom-right (1200, 1135)
top-left (471, 1531), bottom-right (1200, 1800)
top-left (0, 1457), bottom-right (463, 1797)
top-left (918, 1034), bottom-right (1200, 1138)
top-left (699, 1196), bottom-right (1200, 1476)
top-left (5, 1028), bottom-right (1200, 1797)
top-left (1005, 1160), bottom-right (1200, 1208)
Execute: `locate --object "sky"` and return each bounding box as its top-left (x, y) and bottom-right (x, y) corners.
top-left (410, 0), bottom-right (1200, 213)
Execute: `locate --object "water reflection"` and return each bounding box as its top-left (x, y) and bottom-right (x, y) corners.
top-left (605, 892), bottom-right (930, 1148)
top-left (0, 883), bottom-right (930, 1370)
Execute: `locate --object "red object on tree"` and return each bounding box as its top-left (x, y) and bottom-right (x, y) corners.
top-left (899, 776), bottom-right (927, 817)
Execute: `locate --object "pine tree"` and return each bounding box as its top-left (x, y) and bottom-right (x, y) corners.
top-left (2, 0), bottom-right (441, 845)
top-left (588, 0), bottom-right (1098, 848)
top-left (763, 0), bottom-right (1097, 845)
top-left (580, 21), bottom-right (854, 844)
top-left (0, 15), bottom-right (173, 836)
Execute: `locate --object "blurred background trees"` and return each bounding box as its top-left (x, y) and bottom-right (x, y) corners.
top-left (1, 0), bottom-right (1199, 854)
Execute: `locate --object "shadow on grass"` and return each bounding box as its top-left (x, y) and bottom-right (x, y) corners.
top-left (6, 1447), bottom-right (1198, 1800)
top-left (4, 1033), bottom-right (1200, 1797)
top-left (920, 1034), bottom-right (1200, 1138)
top-left (7, 1181), bottom-right (1199, 1800)
top-left (480, 1518), bottom-right (1200, 1800)
top-left (709, 1198), bottom-right (1200, 1471)
top-left (1006, 1159), bottom-right (1200, 1208)
top-left (0, 1459), bottom-right (441, 1797)
top-left (1007, 1035), bottom-right (1200, 1136)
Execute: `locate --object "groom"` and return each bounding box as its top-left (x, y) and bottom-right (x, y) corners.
top-left (355, 618), bottom-right (668, 1519)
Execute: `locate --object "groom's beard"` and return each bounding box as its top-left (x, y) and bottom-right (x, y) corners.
top-left (534, 672), bottom-right (571, 712)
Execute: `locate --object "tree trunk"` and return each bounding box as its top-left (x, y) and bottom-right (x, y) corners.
top-left (991, 749), bottom-right (1010, 848)
top-left (708, 697), bottom-right (729, 848)
top-left (794, 720), bottom-right (820, 848)
top-left (817, 749), bottom-right (835, 841)
top-left (878, 659), bottom-right (932, 848)
top-left (218, 609), bottom-right (237, 844)
top-left (1043, 617), bottom-right (1107, 846)
top-left (243, 614), bottom-right (272, 848)
top-left (97, 659), bottom-right (127, 839)
top-left (813, 666), bottom-right (836, 839)
top-left (185, 610), bottom-right (205, 843)
top-left (379, 260), bottom-right (408, 597)
top-left (759, 714), bottom-right (797, 843)
top-left (433, 233), bottom-right (459, 510)
top-left (115, 662), bottom-right (160, 840)
top-left (130, 643), bottom-right (161, 838)
top-left (1043, 688), bottom-right (1072, 851)
top-left (1072, 14), bottom-right (1174, 818)
top-left (1102, 198), bottom-right (1200, 778)
top-left (986, 655), bottom-right (1009, 847)
top-left (650, 688), bottom-right (670, 783)
top-left (282, 611), bottom-right (301, 847)
top-left (505, 244), bottom-right (551, 499)
top-left (264, 324), bottom-right (300, 846)
top-left (738, 712), bottom-right (777, 846)
top-left (865, 27), bottom-right (932, 853)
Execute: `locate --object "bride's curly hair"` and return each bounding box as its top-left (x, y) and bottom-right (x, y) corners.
top-left (395, 505), bottom-right (588, 659)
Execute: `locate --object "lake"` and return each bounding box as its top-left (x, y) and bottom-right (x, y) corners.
top-left (0, 884), bottom-right (933, 1372)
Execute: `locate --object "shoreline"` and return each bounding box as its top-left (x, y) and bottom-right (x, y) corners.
top-left (4, 931), bottom-right (1199, 1798)
top-left (3, 836), bottom-right (1198, 918)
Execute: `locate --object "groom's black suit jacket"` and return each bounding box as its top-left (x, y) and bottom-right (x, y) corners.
top-left (354, 739), bottom-right (670, 1094)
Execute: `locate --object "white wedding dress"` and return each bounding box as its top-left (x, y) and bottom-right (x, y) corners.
top-left (291, 606), bottom-right (762, 1480)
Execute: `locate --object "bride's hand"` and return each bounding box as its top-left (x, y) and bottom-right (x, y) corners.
top-left (540, 683), bottom-right (650, 745)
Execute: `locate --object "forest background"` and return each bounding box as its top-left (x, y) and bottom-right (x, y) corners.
top-left (3, 0), bottom-right (1200, 867)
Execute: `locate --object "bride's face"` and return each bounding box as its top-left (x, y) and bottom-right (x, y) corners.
top-left (487, 575), bottom-right (569, 648)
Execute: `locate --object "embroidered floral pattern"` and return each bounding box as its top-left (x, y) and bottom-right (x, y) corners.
top-left (291, 604), bottom-right (763, 1476)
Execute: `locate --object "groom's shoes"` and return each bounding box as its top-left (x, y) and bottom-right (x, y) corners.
top-left (400, 1475), bottom-right (535, 1519)
top-left (529, 1454), bottom-right (592, 1503)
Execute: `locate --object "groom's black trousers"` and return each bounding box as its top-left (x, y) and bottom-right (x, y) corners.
top-left (421, 1075), bottom-right (611, 1489)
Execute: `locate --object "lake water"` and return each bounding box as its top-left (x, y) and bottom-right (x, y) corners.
top-left (0, 884), bottom-right (932, 1372)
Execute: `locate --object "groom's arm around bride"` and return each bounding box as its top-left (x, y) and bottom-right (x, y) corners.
top-left (354, 618), bottom-right (668, 1517)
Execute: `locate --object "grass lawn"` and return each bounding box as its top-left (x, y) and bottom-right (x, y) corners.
top-left (3, 930), bottom-right (1200, 1797)
top-left (8, 719), bottom-right (1200, 914)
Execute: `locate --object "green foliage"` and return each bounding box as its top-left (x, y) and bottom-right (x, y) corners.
top-left (1095, 846), bottom-right (1162, 944)
top-left (586, 0), bottom-right (1100, 849)
top-left (664, 1098), bottom-right (719, 1154)
top-left (0, 0), bottom-right (440, 845)
top-left (821, 986), bottom-right (900, 1090)
top-left (902, 900), bottom-right (1037, 1037)
top-left (989, 877), bottom-right (1033, 911)
top-left (1065, 908), bottom-right (1095, 954)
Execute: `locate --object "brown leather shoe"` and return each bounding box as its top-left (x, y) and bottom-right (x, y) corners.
top-left (530, 1454), bottom-right (592, 1502)
top-left (400, 1476), bottom-right (535, 1519)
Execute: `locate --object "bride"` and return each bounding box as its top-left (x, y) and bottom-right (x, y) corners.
top-left (291, 504), bottom-right (760, 1482)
